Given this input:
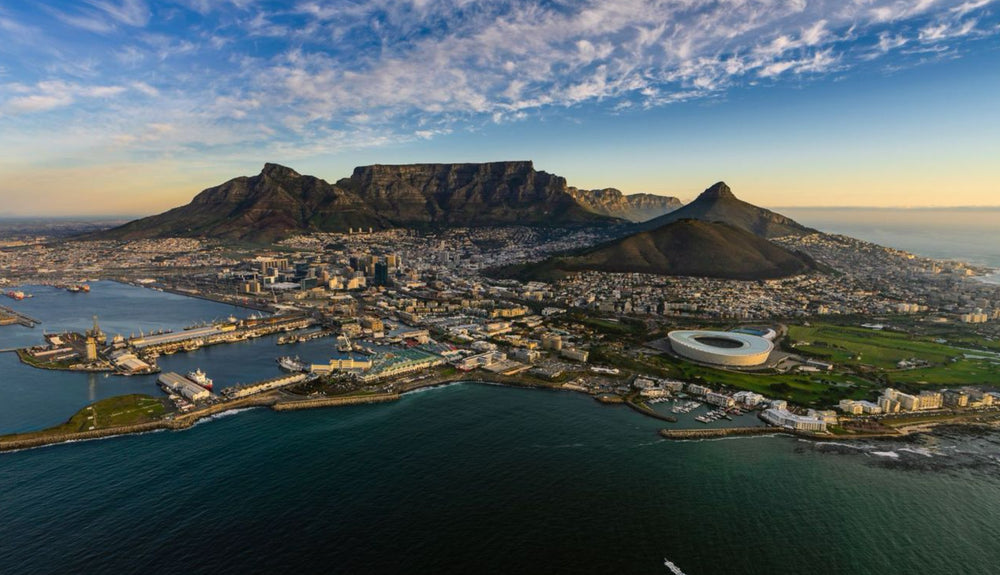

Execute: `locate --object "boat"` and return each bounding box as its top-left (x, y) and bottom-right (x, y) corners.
top-left (277, 356), bottom-right (309, 373)
top-left (664, 558), bottom-right (687, 575)
top-left (5, 290), bottom-right (26, 300)
top-left (186, 368), bottom-right (213, 390)
top-left (336, 334), bottom-right (352, 353)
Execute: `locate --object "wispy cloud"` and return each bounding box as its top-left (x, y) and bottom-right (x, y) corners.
top-left (3, 0), bottom-right (999, 161)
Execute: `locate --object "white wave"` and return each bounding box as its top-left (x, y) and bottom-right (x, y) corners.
top-left (1, 428), bottom-right (168, 455)
top-left (807, 440), bottom-right (871, 451)
top-left (898, 447), bottom-right (936, 458)
top-left (403, 381), bottom-right (464, 395)
top-left (871, 451), bottom-right (900, 458)
top-left (190, 407), bottom-right (259, 427)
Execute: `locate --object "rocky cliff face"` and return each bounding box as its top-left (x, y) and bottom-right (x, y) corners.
top-left (339, 161), bottom-right (605, 227)
top-left (567, 188), bottom-right (682, 222)
top-left (95, 161), bottom-right (620, 242)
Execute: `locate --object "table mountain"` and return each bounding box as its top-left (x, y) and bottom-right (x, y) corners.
top-left (636, 182), bottom-right (814, 238)
top-left (94, 161), bottom-right (621, 242)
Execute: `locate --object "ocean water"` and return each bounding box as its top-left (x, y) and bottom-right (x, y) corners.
top-left (2, 385), bottom-right (999, 575)
top-left (781, 207), bottom-right (1000, 268)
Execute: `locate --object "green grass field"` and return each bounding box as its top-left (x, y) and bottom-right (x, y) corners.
top-left (0, 394), bottom-right (167, 442)
top-left (788, 324), bottom-right (958, 370)
top-left (788, 322), bottom-right (1000, 388)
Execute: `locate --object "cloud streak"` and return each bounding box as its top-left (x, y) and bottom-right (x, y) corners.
top-left (1, 0), bottom-right (998, 159)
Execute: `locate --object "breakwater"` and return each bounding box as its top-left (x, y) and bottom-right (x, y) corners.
top-left (625, 400), bottom-right (678, 422)
top-left (659, 427), bottom-right (782, 440)
top-left (271, 393), bottom-right (400, 411)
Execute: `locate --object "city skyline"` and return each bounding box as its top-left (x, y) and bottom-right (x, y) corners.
top-left (1, 0), bottom-right (999, 216)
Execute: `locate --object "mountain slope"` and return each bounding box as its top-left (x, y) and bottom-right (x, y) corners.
top-left (496, 219), bottom-right (816, 281)
top-left (637, 182), bottom-right (814, 238)
top-left (566, 188), bottom-right (682, 222)
top-left (96, 164), bottom-right (385, 242)
top-left (94, 161), bottom-right (621, 242)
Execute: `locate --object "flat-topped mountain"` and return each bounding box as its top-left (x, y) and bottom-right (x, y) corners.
top-left (566, 188), bottom-right (682, 222)
top-left (495, 218), bottom-right (816, 282)
top-left (637, 182), bottom-right (814, 238)
top-left (95, 162), bottom-right (622, 242)
top-left (336, 162), bottom-right (606, 228)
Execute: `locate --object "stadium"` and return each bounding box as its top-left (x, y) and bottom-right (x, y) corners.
top-left (667, 330), bottom-right (774, 367)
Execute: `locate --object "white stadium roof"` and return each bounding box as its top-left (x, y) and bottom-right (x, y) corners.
top-left (667, 330), bottom-right (774, 367)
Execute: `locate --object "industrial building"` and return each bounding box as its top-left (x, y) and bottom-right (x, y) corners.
top-left (158, 372), bottom-right (211, 402)
top-left (668, 330), bottom-right (774, 367)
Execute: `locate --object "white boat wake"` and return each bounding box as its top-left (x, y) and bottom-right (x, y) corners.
top-left (664, 557), bottom-right (687, 574)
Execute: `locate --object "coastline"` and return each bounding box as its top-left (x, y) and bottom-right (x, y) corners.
top-left (5, 370), bottom-right (1000, 453)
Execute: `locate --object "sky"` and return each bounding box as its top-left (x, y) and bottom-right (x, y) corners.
top-left (0, 0), bottom-right (999, 216)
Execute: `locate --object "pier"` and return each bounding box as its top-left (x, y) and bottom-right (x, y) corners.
top-left (0, 304), bottom-right (41, 328)
top-left (659, 427), bottom-right (781, 440)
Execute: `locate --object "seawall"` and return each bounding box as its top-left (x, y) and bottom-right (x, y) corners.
top-left (271, 393), bottom-right (400, 411)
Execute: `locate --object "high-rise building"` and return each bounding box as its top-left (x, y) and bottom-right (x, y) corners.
top-left (374, 261), bottom-right (390, 287)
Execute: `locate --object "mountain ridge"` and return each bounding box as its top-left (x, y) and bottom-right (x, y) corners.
top-left (637, 181), bottom-right (815, 238)
top-left (94, 161), bottom-right (626, 242)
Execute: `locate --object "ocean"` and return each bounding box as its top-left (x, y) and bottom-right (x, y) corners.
top-left (781, 207), bottom-right (1000, 269)
top-left (2, 213), bottom-right (1000, 574)
top-left (2, 385), bottom-right (999, 574)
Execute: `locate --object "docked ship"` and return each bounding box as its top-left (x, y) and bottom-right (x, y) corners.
top-left (66, 284), bottom-right (90, 293)
top-left (276, 356), bottom-right (309, 373)
top-left (336, 334), bottom-right (352, 353)
top-left (186, 368), bottom-right (213, 390)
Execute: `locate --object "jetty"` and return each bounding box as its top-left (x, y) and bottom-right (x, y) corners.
top-left (272, 393), bottom-right (399, 411)
top-left (0, 304), bottom-right (40, 328)
top-left (659, 427), bottom-right (780, 440)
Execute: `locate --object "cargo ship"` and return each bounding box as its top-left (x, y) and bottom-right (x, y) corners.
top-left (186, 368), bottom-right (213, 390)
top-left (277, 356), bottom-right (309, 373)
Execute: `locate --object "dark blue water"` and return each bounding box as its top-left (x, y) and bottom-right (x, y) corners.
top-left (3, 281), bottom-right (1000, 575)
top-left (2, 385), bottom-right (999, 575)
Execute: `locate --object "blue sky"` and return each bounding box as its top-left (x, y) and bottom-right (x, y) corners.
top-left (1, 0), bottom-right (998, 215)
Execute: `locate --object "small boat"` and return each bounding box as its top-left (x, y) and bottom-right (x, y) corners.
top-left (664, 558), bottom-right (686, 575)
top-left (187, 368), bottom-right (213, 390)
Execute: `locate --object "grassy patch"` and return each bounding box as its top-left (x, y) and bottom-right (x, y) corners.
top-left (1, 394), bottom-right (167, 442)
top-left (788, 322), bottom-right (1000, 388)
top-left (788, 324), bottom-right (958, 370)
top-left (891, 359), bottom-right (1000, 386)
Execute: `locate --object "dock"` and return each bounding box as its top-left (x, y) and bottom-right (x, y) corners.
top-left (0, 305), bottom-right (41, 328)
